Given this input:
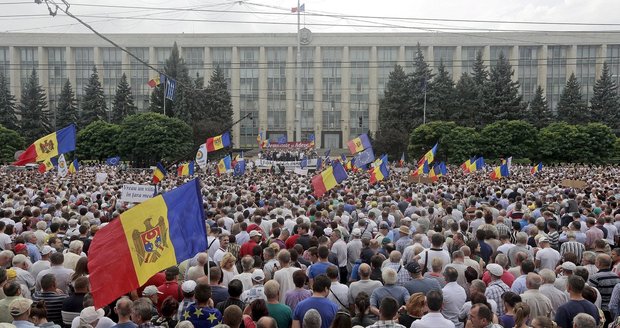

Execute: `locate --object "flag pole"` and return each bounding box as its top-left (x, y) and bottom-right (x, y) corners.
top-left (423, 81), bottom-right (427, 125)
top-left (295, 0), bottom-right (302, 142)
top-left (163, 79), bottom-right (167, 116)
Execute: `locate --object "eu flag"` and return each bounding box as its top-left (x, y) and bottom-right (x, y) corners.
top-left (106, 156), bottom-right (121, 166)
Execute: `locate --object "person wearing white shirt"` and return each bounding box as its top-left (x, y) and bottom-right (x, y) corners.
top-left (273, 249), bottom-right (300, 303)
top-left (213, 235), bottom-right (230, 264)
top-left (442, 267), bottom-right (467, 328)
top-left (412, 289), bottom-right (456, 328)
top-left (329, 229), bottom-right (348, 283)
top-left (326, 266), bottom-right (349, 311)
top-left (534, 238), bottom-right (561, 271)
top-left (416, 234), bottom-right (451, 273)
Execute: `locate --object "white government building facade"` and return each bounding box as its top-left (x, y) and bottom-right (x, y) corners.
top-left (1, 31), bottom-right (620, 149)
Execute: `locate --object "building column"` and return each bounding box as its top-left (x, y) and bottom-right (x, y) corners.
top-left (341, 46), bottom-right (351, 145)
top-left (38, 47), bottom-right (49, 100)
top-left (567, 45), bottom-right (577, 79)
top-left (121, 49), bottom-right (130, 85)
top-left (10, 46), bottom-right (20, 99)
top-left (511, 46), bottom-right (519, 83)
top-left (453, 46), bottom-right (462, 79)
top-left (397, 46), bottom-right (405, 67)
top-left (286, 46), bottom-right (296, 141)
top-left (93, 47), bottom-right (103, 76)
top-left (314, 46), bottom-right (322, 149)
top-left (231, 47), bottom-right (241, 145)
top-left (67, 47), bottom-right (76, 92)
top-left (538, 45), bottom-right (548, 91)
top-left (597, 44), bottom-right (607, 79)
top-left (204, 47), bottom-right (212, 81)
top-left (148, 47), bottom-right (156, 70)
top-left (483, 45), bottom-right (490, 65)
top-left (368, 46), bottom-right (378, 135)
top-left (426, 46), bottom-right (434, 70)
top-left (258, 47), bottom-right (268, 137)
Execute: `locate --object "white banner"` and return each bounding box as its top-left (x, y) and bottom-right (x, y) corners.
top-left (57, 154), bottom-right (68, 178)
top-left (95, 173), bottom-right (108, 183)
top-left (121, 184), bottom-right (156, 203)
top-left (195, 143), bottom-right (208, 169)
top-left (254, 159), bottom-right (318, 171)
top-left (294, 168), bottom-right (308, 176)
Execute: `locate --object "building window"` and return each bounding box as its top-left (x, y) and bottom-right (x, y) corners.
top-left (128, 47), bottom-right (150, 111)
top-left (490, 46), bottom-right (511, 66)
top-left (74, 47), bottom-right (94, 104)
top-left (102, 47), bottom-right (122, 113)
top-left (0, 47), bottom-right (9, 86)
top-left (183, 47), bottom-right (204, 79)
top-left (156, 47), bottom-right (171, 68)
top-left (607, 45), bottom-right (620, 96)
top-left (267, 47), bottom-right (287, 130)
top-left (19, 47), bottom-right (38, 89)
top-left (47, 47), bottom-right (66, 129)
top-left (519, 46), bottom-right (539, 103)
top-left (322, 47), bottom-right (342, 130)
top-left (461, 46), bottom-right (483, 76)
top-left (349, 47), bottom-right (370, 136)
top-left (239, 47), bottom-right (259, 146)
top-left (211, 47), bottom-right (232, 92)
top-left (433, 46), bottom-right (454, 76)
top-left (547, 46), bottom-right (568, 110)
top-left (377, 47), bottom-right (398, 97)
top-left (577, 45), bottom-right (598, 103)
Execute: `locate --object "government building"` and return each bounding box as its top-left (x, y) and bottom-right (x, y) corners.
top-left (1, 31), bottom-right (619, 149)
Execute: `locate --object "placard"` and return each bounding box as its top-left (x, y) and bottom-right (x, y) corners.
top-left (561, 179), bottom-right (587, 189)
top-left (294, 168), bottom-right (308, 176)
top-left (95, 173), bottom-right (108, 183)
top-left (121, 184), bottom-right (156, 203)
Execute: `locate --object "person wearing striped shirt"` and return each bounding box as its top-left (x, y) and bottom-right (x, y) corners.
top-left (32, 273), bottom-right (68, 326)
top-left (588, 253), bottom-right (620, 323)
top-left (560, 232), bottom-right (585, 264)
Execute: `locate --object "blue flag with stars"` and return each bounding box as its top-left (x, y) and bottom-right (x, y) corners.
top-left (185, 304), bottom-right (222, 328)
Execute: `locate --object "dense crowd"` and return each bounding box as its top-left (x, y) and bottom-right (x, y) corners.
top-left (257, 150), bottom-right (317, 162)
top-left (0, 163), bottom-right (620, 328)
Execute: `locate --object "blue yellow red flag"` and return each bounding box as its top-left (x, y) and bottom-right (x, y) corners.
top-left (490, 164), bottom-right (510, 180)
top-left (206, 132), bottom-right (231, 152)
top-left (69, 158), bottom-right (79, 174)
top-left (14, 124), bottom-right (76, 165)
top-left (531, 162), bottom-right (543, 176)
top-left (217, 155), bottom-right (232, 175)
top-left (88, 179), bottom-right (207, 308)
top-left (347, 134), bottom-right (372, 154)
top-left (417, 143), bottom-right (438, 166)
top-left (152, 162), bottom-right (167, 184)
top-left (369, 155), bottom-right (389, 184)
top-left (311, 161), bottom-right (348, 197)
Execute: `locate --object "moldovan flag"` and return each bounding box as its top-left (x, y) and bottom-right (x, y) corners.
top-left (399, 153), bottom-right (405, 167)
top-left (206, 132), bottom-right (231, 153)
top-left (347, 134), bottom-right (372, 154)
top-left (217, 155), bottom-right (232, 175)
top-left (417, 143), bottom-right (438, 166)
top-left (311, 161), bottom-right (348, 197)
top-left (13, 124), bottom-right (76, 165)
top-left (461, 157), bottom-right (477, 173)
top-left (69, 159), bottom-right (79, 174)
top-left (177, 161), bottom-right (195, 177)
top-left (410, 161), bottom-right (430, 177)
top-left (490, 164), bottom-right (510, 180)
top-left (38, 159), bottom-right (54, 173)
top-left (195, 143), bottom-right (208, 169)
top-left (531, 162), bottom-right (543, 176)
top-left (88, 179), bottom-right (207, 308)
top-left (152, 163), bottom-right (167, 184)
top-left (369, 155), bottom-right (389, 184)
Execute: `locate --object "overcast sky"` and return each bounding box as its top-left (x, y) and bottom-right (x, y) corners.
top-left (1, 0), bottom-right (619, 34)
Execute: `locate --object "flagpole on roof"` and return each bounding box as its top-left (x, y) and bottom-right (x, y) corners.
top-left (295, 0), bottom-right (302, 142)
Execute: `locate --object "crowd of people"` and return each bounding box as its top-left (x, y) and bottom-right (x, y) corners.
top-left (0, 162), bottom-right (619, 328)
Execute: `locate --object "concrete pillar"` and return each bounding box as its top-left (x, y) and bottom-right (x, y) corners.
top-left (511, 46), bottom-right (519, 83)
top-left (453, 46), bottom-right (462, 79)
top-left (368, 46), bottom-right (378, 135)
top-left (204, 47), bottom-right (212, 81)
top-left (38, 47), bottom-right (49, 101)
top-left (258, 47), bottom-right (268, 136)
top-left (121, 49), bottom-right (130, 85)
top-left (482, 45), bottom-right (490, 66)
top-left (397, 46), bottom-right (405, 67)
top-left (538, 46), bottom-right (548, 91)
top-left (314, 46), bottom-right (322, 149)
top-left (567, 45), bottom-right (577, 79)
top-left (10, 46), bottom-right (20, 100)
top-left (93, 47), bottom-right (103, 76)
top-left (286, 46), bottom-right (296, 141)
top-left (341, 46), bottom-right (351, 144)
top-left (426, 46), bottom-right (434, 71)
top-left (597, 44), bottom-right (607, 80)
top-left (231, 47), bottom-right (241, 145)
top-left (148, 47), bottom-right (156, 71)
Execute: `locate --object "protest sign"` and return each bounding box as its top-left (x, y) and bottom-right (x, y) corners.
top-left (121, 184), bottom-right (156, 203)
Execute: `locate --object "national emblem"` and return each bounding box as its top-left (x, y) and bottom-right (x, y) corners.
top-left (132, 216), bottom-right (169, 265)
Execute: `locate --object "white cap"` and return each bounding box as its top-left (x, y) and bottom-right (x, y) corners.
top-left (41, 245), bottom-right (54, 255)
top-left (562, 262), bottom-right (577, 271)
top-left (181, 280), bottom-right (197, 293)
top-left (486, 263), bottom-right (503, 277)
top-left (251, 269), bottom-right (265, 282)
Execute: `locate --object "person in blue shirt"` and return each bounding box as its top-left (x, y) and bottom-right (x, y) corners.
top-left (307, 246), bottom-right (336, 287)
top-left (185, 284), bottom-right (223, 328)
top-left (292, 274), bottom-right (338, 328)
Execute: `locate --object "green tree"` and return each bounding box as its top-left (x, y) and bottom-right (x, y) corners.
top-left (486, 52), bottom-right (525, 121)
top-left (375, 65), bottom-right (410, 157)
top-left (557, 73), bottom-right (590, 124)
top-left (407, 44), bottom-right (434, 128)
top-left (408, 121), bottom-right (480, 164)
top-left (0, 72), bottom-right (19, 131)
top-left (79, 66), bottom-right (107, 127)
top-left (117, 112), bottom-right (194, 166)
top-left (580, 123), bottom-right (616, 163)
top-left (111, 73), bottom-right (137, 124)
top-left (479, 120), bottom-right (537, 160)
top-left (193, 67), bottom-right (234, 143)
top-left (471, 51), bottom-right (489, 86)
top-left (427, 61), bottom-right (457, 122)
top-left (590, 62), bottom-right (620, 129)
top-left (525, 86), bottom-right (553, 128)
top-left (55, 79), bottom-right (78, 129)
top-left (470, 51), bottom-right (491, 127)
top-left (76, 120), bottom-right (121, 161)
top-left (0, 125), bottom-right (25, 163)
top-left (455, 73), bottom-right (479, 126)
top-left (149, 42), bottom-right (190, 119)
top-left (20, 69), bottom-right (51, 143)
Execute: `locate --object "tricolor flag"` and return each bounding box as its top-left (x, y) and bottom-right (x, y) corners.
top-left (417, 143), bottom-right (438, 166)
top-left (206, 132), bottom-right (231, 153)
top-left (291, 3), bottom-right (305, 12)
top-left (38, 158), bottom-right (55, 174)
top-left (399, 152), bottom-right (405, 167)
top-left (461, 157), bottom-right (477, 173)
top-left (58, 154), bottom-right (68, 178)
top-left (152, 162), bottom-right (167, 184)
top-left (88, 179), bottom-right (207, 308)
top-left (347, 134), bottom-right (372, 155)
top-left (429, 162), bottom-right (447, 182)
top-left (490, 164), bottom-right (510, 180)
top-left (147, 76), bottom-right (160, 88)
top-left (14, 124), bottom-right (76, 165)
top-left (410, 161), bottom-right (430, 178)
top-left (177, 161), bottom-right (195, 177)
top-left (531, 162), bottom-right (543, 176)
top-left (311, 161), bottom-right (348, 198)
top-left (369, 155), bottom-right (389, 184)
top-left (217, 155), bottom-right (232, 175)
top-left (195, 143), bottom-right (208, 169)
top-left (69, 158), bottom-right (79, 174)
top-left (308, 134), bottom-right (315, 149)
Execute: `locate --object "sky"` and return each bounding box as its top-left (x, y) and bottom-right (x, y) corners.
top-left (1, 0), bottom-right (620, 34)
